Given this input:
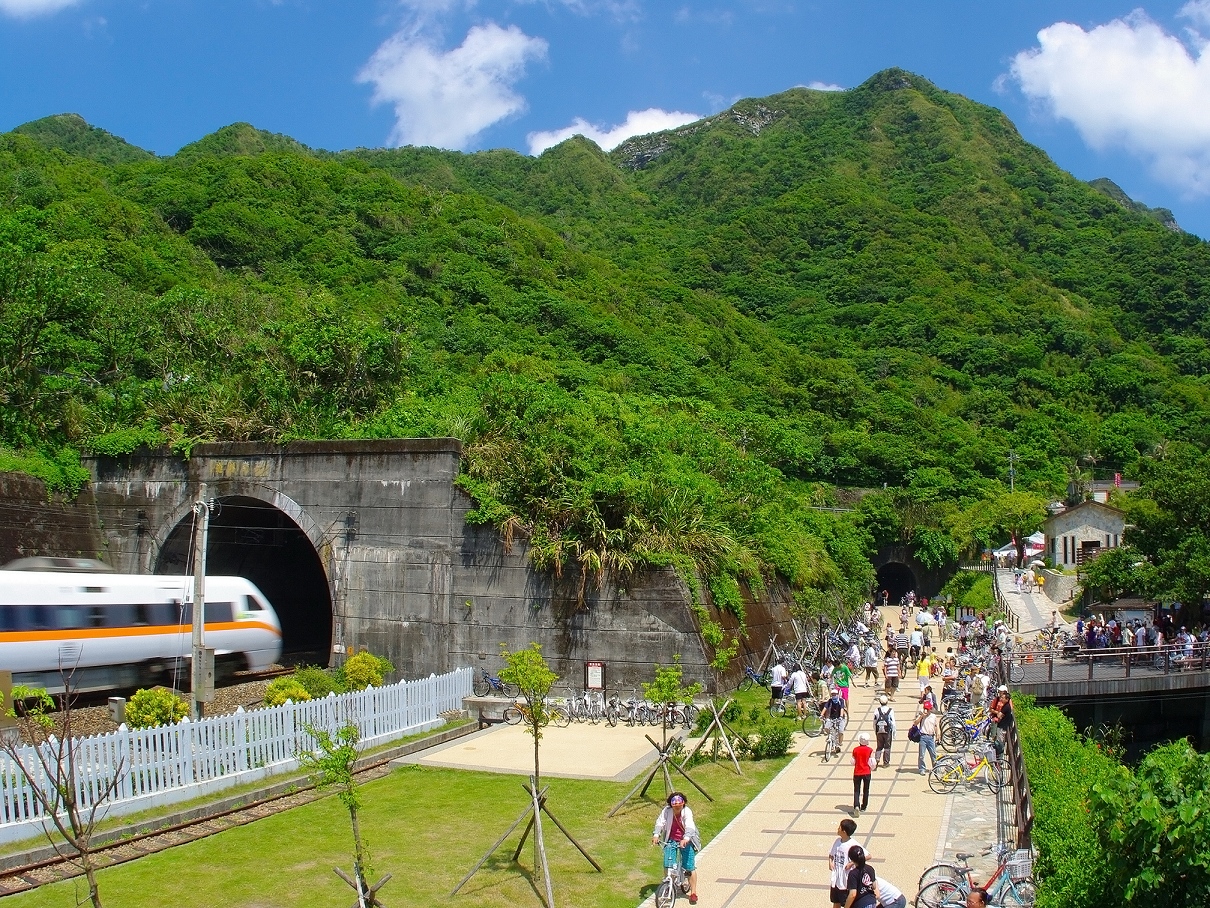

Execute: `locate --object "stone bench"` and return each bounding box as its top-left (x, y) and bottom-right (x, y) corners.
top-left (462, 694), bottom-right (514, 729)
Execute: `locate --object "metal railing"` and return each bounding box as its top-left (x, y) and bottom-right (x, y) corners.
top-left (968, 561), bottom-right (1020, 632)
top-left (997, 662), bottom-right (1034, 850)
top-left (1005, 642), bottom-right (1210, 685)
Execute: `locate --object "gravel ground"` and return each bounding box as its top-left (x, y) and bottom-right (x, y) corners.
top-left (11, 674), bottom-right (277, 743)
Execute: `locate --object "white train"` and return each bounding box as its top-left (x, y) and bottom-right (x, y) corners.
top-left (0, 567), bottom-right (282, 694)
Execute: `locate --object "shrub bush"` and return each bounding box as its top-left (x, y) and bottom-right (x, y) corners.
top-left (265, 678), bottom-right (311, 707)
top-left (125, 687), bottom-right (188, 729)
top-left (1016, 699), bottom-right (1118, 908)
top-left (294, 665), bottom-right (340, 698)
top-left (750, 721), bottom-right (793, 759)
top-left (339, 652), bottom-right (395, 691)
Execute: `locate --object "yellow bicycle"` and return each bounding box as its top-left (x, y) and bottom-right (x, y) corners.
top-left (928, 744), bottom-right (1004, 794)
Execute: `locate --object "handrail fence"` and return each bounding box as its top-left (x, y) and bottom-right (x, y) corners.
top-left (0, 666), bottom-right (472, 845)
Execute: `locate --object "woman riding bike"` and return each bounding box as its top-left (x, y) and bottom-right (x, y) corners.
top-left (651, 792), bottom-right (701, 904)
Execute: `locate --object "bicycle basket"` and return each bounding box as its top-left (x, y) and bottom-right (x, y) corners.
top-left (1006, 849), bottom-right (1033, 882)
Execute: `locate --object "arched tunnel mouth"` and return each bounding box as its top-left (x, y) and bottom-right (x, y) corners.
top-left (156, 496), bottom-right (332, 667)
top-left (875, 562), bottom-right (919, 610)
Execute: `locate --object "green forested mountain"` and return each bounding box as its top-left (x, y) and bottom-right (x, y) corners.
top-left (3, 68), bottom-right (1209, 610)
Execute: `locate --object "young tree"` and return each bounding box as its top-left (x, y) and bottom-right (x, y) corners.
top-left (298, 722), bottom-right (384, 908)
top-left (1, 681), bottom-right (124, 908)
top-left (498, 643), bottom-right (559, 789)
top-left (643, 656), bottom-right (704, 747)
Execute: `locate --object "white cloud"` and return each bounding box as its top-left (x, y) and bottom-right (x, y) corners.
top-left (804, 81), bottom-right (844, 92)
top-left (526, 107), bottom-right (701, 155)
top-left (1009, 12), bottom-right (1210, 194)
top-left (0, 0), bottom-right (81, 18)
top-left (1180, 0), bottom-right (1210, 30)
top-left (359, 21), bottom-right (548, 150)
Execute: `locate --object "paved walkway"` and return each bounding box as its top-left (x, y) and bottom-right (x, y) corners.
top-left (682, 677), bottom-right (977, 907)
top-left (998, 568), bottom-right (1054, 634)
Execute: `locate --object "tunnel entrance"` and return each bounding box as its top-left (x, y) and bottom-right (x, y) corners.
top-left (156, 496), bottom-right (332, 666)
top-left (875, 562), bottom-right (918, 608)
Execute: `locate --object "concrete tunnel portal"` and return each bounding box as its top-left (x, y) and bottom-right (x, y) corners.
top-left (155, 495), bottom-right (333, 666)
top-left (875, 561), bottom-right (918, 609)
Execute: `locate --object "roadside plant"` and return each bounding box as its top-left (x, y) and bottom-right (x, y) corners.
top-left (339, 652), bottom-right (395, 691)
top-left (264, 678), bottom-right (311, 707)
top-left (125, 687), bottom-right (188, 729)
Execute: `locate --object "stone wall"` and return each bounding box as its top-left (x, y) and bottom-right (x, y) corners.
top-left (0, 473), bottom-right (105, 565)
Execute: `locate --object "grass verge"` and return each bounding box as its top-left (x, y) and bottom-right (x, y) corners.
top-left (6, 754), bottom-right (789, 908)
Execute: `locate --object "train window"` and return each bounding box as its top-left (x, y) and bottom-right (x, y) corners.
top-left (0, 607), bottom-right (19, 632)
top-left (28, 604), bottom-right (54, 630)
top-left (103, 604), bottom-right (136, 628)
top-left (245, 595), bottom-right (265, 611)
top-left (138, 602), bottom-right (180, 627)
top-left (204, 602), bottom-right (233, 624)
top-left (55, 605), bottom-right (91, 630)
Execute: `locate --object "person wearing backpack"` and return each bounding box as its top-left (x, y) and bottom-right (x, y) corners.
top-left (872, 694), bottom-right (896, 767)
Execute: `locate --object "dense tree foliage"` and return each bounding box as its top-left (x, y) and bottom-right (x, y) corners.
top-left (3, 68), bottom-right (1210, 611)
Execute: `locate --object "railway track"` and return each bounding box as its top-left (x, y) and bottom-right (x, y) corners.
top-left (0, 741), bottom-right (408, 898)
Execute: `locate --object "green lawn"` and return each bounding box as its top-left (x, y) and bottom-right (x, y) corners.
top-left (9, 738), bottom-right (789, 907)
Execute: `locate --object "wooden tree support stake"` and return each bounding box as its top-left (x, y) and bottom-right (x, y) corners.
top-left (607, 734), bottom-right (712, 817)
top-left (680, 697), bottom-right (742, 776)
top-left (334, 864), bottom-right (391, 908)
top-left (452, 777), bottom-right (600, 907)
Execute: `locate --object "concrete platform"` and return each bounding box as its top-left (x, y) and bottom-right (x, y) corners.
top-left (393, 720), bottom-right (679, 782)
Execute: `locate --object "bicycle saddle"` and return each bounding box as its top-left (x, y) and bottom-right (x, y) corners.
top-left (955, 852), bottom-right (975, 861)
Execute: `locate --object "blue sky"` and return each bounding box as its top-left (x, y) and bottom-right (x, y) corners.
top-left (4, 1), bottom-right (1210, 237)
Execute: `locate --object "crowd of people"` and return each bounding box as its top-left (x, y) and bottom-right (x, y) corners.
top-left (656, 594), bottom-right (1020, 907)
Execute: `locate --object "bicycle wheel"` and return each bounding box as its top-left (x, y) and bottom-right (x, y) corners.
top-left (994, 877), bottom-right (1035, 907)
top-left (551, 706), bottom-right (571, 728)
top-left (940, 723), bottom-right (970, 753)
top-left (1008, 660), bottom-right (1025, 684)
top-left (802, 713), bottom-right (823, 736)
top-left (682, 704), bottom-right (700, 728)
top-left (768, 700), bottom-right (787, 718)
top-left (918, 863), bottom-right (970, 890)
top-left (500, 682), bottom-right (519, 699)
top-left (655, 879), bottom-right (678, 908)
top-left (917, 879), bottom-right (966, 908)
top-left (605, 705), bottom-right (619, 727)
top-left (928, 757), bottom-right (963, 794)
top-left (739, 676), bottom-right (755, 691)
top-left (984, 759), bottom-right (1005, 794)
top-left (503, 706), bottom-right (524, 725)
top-left (472, 673), bottom-right (489, 697)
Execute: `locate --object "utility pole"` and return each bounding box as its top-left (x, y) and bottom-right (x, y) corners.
top-left (1007, 450), bottom-right (1019, 493)
top-left (189, 498), bottom-right (215, 721)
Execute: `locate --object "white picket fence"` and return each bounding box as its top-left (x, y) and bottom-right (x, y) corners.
top-left (0, 666), bottom-right (473, 845)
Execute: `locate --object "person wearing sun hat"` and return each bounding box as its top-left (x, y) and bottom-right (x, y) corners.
top-left (652, 791), bottom-right (701, 904)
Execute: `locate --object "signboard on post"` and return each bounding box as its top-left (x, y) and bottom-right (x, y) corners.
top-left (585, 660), bottom-right (606, 692)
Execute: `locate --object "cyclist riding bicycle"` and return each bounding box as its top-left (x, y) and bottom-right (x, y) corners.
top-left (651, 792), bottom-right (701, 905)
top-left (820, 688), bottom-right (848, 758)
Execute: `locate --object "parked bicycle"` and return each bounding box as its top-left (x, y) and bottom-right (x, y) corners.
top-left (472, 667), bottom-right (517, 698)
top-left (738, 665), bottom-right (771, 690)
top-left (927, 742), bottom-right (1005, 795)
top-left (916, 845), bottom-right (1035, 907)
top-left (503, 698), bottom-right (571, 727)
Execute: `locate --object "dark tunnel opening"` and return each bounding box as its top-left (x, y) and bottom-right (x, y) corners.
top-left (875, 562), bottom-right (918, 609)
top-left (156, 496), bottom-right (332, 666)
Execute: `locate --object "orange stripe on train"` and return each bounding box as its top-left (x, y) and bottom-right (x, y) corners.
top-left (0, 621), bottom-right (283, 642)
